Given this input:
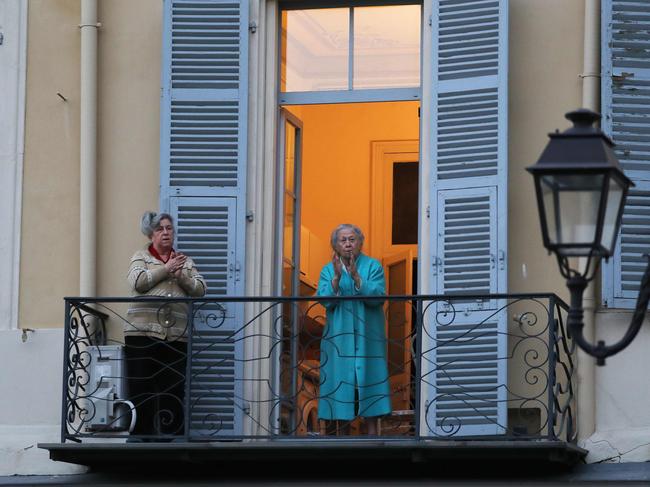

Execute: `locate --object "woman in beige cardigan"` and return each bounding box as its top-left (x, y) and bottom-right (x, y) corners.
top-left (125, 211), bottom-right (206, 440)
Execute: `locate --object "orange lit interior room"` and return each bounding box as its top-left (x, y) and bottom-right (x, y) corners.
top-left (281, 101), bottom-right (420, 435)
top-left (284, 101), bottom-right (420, 289)
top-left (278, 5), bottom-right (422, 435)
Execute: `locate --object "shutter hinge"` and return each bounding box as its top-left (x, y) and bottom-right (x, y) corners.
top-left (243, 401), bottom-right (251, 414)
top-left (426, 205), bottom-right (430, 218)
top-left (0, 33), bottom-right (4, 45)
top-left (498, 250), bottom-right (506, 271)
top-left (432, 256), bottom-right (441, 275)
top-left (428, 15), bottom-right (432, 27)
top-left (235, 261), bottom-right (242, 282)
top-left (246, 210), bottom-right (254, 222)
top-left (249, 21), bottom-right (257, 34)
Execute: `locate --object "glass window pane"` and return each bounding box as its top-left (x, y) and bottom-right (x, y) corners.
top-left (600, 178), bottom-right (624, 253)
top-left (353, 5), bottom-right (421, 89)
top-left (542, 174), bottom-right (604, 252)
top-left (284, 122), bottom-right (296, 192)
top-left (283, 193), bottom-right (295, 261)
top-left (282, 9), bottom-right (349, 92)
top-left (558, 189), bottom-right (601, 253)
top-left (541, 178), bottom-right (559, 244)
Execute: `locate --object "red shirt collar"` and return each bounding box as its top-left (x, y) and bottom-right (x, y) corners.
top-left (149, 244), bottom-right (174, 263)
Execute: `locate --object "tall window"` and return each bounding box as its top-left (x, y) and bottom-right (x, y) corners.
top-left (280, 5), bottom-right (421, 93)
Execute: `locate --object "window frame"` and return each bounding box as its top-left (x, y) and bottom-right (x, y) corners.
top-left (278, 1), bottom-right (423, 105)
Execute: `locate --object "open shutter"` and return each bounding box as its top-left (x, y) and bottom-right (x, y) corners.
top-left (170, 197), bottom-right (244, 437)
top-left (602, 0), bottom-right (650, 308)
top-left (435, 188), bottom-right (497, 300)
top-left (160, 0), bottom-right (248, 436)
top-left (421, 0), bottom-right (508, 437)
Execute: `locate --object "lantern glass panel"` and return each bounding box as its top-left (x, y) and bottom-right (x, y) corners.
top-left (600, 176), bottom-right (624, 255)
top-left (540, 174), bottom-right (604, 254)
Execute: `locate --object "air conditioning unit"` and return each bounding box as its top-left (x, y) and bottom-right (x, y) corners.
top-left (84, 345), bottom-right (135, 432)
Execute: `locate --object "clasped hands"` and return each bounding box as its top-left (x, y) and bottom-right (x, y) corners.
top-left (165, 251), bottom-right (187, 278)
top-left (331, 252), bottom-right (361, 293)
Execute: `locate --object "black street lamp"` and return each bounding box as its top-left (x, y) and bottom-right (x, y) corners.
top-left (527, 109), bottom-right (650, 365)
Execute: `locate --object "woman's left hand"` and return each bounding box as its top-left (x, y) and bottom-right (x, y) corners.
top-left (348, 254), bottom-right (361, 289)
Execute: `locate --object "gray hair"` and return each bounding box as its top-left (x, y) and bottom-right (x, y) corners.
top-left (330, 224), bottom-right (365, 249)
top-left (140, 211), bottom-right (174, 238)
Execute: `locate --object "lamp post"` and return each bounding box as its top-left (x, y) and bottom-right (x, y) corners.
top-left (527, 109), bottom-right (650, 365)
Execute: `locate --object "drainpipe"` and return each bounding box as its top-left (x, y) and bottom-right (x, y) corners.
top-left (79, 0), bottom-right (98, 298)
top-left (577, 0), bottom-right (600, 442)
top-left (244, 0), bottom-right (261, 437)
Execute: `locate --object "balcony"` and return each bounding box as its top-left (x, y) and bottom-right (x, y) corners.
top-left (41, 294), bottom-right (585, 469)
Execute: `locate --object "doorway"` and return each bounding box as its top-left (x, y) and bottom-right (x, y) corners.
top-left (278, 101), bottom-right (420, 434)
top-left (281, 101), bottom-right (419, 283)
top-left (277, 2), bottom-right (423, 436)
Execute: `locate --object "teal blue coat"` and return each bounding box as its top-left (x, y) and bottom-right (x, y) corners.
top-left (317, 253), bottom-right (392, 420)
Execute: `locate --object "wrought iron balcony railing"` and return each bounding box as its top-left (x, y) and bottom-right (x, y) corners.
top-left (61, 294), bottom-right (575, 444)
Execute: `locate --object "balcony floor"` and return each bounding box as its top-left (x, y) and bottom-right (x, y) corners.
top-left (40, 439), bottom-right (586, 473)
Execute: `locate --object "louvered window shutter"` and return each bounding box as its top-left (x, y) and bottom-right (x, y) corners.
top-left (421, 0), bottom-right (508, 437)
top-left (160, 0), bottom-right (248, 437)
top-left (602, 0), bottom-right (650, 309)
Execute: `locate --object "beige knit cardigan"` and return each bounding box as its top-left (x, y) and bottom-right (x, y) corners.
top-left (125, 246), bottom-right (207, 341)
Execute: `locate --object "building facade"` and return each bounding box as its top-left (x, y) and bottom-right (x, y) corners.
top-left (0, 0), bottom-right (649, 474)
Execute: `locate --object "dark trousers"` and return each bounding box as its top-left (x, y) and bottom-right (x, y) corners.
top-left (124, 336), bottom-right (187, 437)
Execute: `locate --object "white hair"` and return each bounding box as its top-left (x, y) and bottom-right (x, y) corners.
top-left (140, 211), bottom-right (174, 238)
top-left (330, 223), bottom-right (365, 249)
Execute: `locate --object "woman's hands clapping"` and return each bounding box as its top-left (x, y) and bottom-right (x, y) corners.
top-left (331, 253), bottom-right (342, 293)
top-left (347, 254), bottom-right (361, 289)
top-left (165, 251), bottom-right (187, 277)
top-left (331, 252), bottom-right (361, 292)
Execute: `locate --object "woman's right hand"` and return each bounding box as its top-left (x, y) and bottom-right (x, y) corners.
top-left (331, 252), bottom-right (342, 292)
top-left (332, 252), bottom-right (343, 278)
top-left (165, 251), bottom-right (187, 275)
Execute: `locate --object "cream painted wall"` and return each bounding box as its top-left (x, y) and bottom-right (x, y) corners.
top-left (16, 0), bottom-right (650, 472)
top-left (506, 0), bottom-right (586, 437)
top-left (17, 0), bottom-right (590, 357)
top-left (507, 0), bottom-right (585, 303)
top-left (95, 0), bottom-right (162, 298)
top-left (19, 1), bottom-right (162, 329)
top-left (18, 0), bottom-right (584, 325)
top-left (20, 0), bottom-right (81, 328)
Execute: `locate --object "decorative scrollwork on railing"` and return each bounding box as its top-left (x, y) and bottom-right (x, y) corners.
top-left (61, 294), bottom-right (575, 444)
top-left (551, 303), bottom-right (577, 442)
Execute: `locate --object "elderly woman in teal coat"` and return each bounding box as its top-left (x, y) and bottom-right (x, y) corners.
top-left (317, 223), bottom-right (392, 435)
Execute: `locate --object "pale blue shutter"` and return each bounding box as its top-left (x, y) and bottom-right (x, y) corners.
top-left (602, 0), bottom-right (650, 308)
top-left (160, 0), bottom-right (248, 437)
top-left (422, 0), bottom-right (508, 437)
top-left (170, 198), bottom-right (243, 437)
